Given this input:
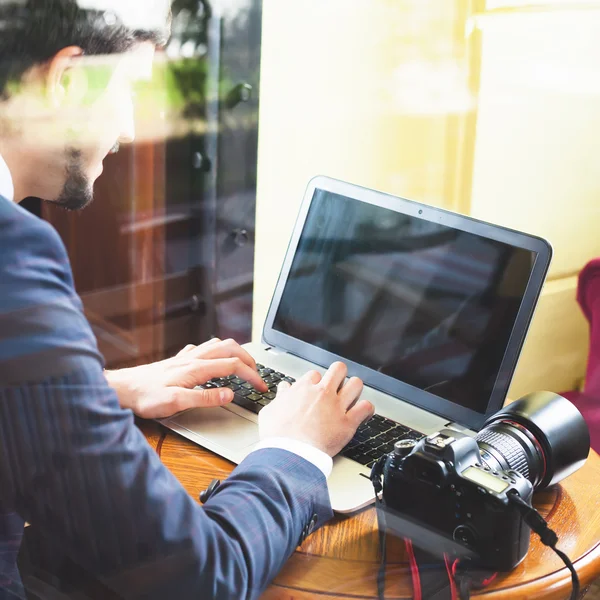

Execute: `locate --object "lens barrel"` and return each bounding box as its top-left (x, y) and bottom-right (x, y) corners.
top-left (476, 391), bottom-right (590, 489)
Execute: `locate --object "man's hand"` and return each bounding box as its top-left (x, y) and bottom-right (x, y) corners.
top-left (105, 338), bottom-right (268, 419)
top-left (258, 362), bottom-right (374, 457)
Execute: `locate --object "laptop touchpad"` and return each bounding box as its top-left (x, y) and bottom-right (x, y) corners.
top-left (170, 407), bottom-right (260, 451)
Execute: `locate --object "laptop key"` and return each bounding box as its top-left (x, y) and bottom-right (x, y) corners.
top-left (370, 421), bottom-right (390, 434)
top-left (247, 393), bottom-right (262, 402)
top-left (361, 426), bottom-right (378, 439)
top-left (353, 431), bottom-right (370, 443)
top-left (343, 439), bottom-right (360, 451)
top-left (391, 425), bottom-right (409, 436)
top-left (342, 449), bottom-right (362, 461)
top-left (363, 439), bottom-right (381, 451)
top-left (233, 394), bottom-right (261, 414)
top-left (365, 449), bottom-right (382, 460)
top-left (379, 442), bottom-right (396, 454)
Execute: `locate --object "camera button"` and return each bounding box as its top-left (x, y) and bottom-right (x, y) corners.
top-left (453, 525), bottom-right (477, 547)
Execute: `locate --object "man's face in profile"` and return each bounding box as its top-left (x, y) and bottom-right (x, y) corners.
top-left (53, 42), bottom-right (156, 210)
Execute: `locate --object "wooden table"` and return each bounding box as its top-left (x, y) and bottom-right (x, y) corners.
top-left (140, 420), bottom-right (600, 600)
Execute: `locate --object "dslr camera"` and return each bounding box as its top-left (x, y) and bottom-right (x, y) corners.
top-left (377, 392), bottom-right (590, 571)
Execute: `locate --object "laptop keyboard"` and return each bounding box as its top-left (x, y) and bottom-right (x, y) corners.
top-left (204, 364), bottom-right (296, 415)
top-left (204, 364), bottom-right (425, 468)
top-left (342, 413), bottom-right (425, 468)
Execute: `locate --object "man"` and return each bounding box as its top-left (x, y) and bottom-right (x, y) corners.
top-left (0, 2), bottom-right (374, 598)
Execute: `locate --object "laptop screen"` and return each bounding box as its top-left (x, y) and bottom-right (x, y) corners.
top-left (272, 189), bottom-right (536, 415)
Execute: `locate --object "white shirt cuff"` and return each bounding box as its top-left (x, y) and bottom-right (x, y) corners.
top-left (251, 437), bottom-right (333, 479)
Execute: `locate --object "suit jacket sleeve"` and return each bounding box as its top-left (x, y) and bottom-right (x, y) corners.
top-left (0, 201), bottom-right (333, 600)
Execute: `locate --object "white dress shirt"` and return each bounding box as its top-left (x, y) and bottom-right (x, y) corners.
top-left (0, 153), bottom-right (14, 202)
top-left (252, 436), bottom-right (333, 478)
top-left (0, 152), bottom-right (333, 478)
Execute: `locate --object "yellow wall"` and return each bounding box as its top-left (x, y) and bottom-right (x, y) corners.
top-left (254, 0), bottom-right (476, 338)
top-left (255, 1), bottom-right (599, 397)
top-left (470, 9), bottom-right (600, 280)
top-left (469, 7), bottom-right (600, 395)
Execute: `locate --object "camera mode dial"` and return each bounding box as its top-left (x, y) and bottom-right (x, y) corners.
top-left (394, 439), bottom-right (417, 458)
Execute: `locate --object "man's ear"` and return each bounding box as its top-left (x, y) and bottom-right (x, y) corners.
top-left (46, 46), bottom-right (86, 109)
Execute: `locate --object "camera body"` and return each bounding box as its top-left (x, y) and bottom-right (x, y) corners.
top-left (382, 429), bottom-right (534, 571)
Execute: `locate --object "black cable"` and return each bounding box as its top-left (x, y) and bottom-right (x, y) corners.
top-left (552, 547), bottom-right (579, 600)
top-left (508, 493), bottom-right (579, 600)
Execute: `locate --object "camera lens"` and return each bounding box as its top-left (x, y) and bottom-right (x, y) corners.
top-left (476, 392), bottom-right (590, 489)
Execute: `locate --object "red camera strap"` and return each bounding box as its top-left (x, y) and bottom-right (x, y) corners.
top-left (406, 541), bottom-right (497, 600)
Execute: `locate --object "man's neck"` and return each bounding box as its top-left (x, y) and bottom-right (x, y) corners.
top-left (0, 152), bottom-right (15, 202)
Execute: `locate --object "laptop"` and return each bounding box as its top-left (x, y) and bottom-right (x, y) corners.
top-left (160, 176), bottom-right (552, 513)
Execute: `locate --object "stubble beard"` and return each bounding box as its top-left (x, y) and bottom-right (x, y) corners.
top-left (54, 147), bottom-right (94, 211)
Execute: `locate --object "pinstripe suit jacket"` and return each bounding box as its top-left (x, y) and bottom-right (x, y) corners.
top-left (0, 196), bottom-right (333, 599)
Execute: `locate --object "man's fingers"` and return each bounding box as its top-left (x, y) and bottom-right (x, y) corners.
top-left (177, 344), bottom-right (197, 356)
top-left (347, 399), bottom-right (375, 429)
top-left (193, 339), bottom-right (259, 373)
top-left (171, 386), bottom-right (233, 412)
top-left (196, 357), bottom-right (266, 391)
top-left (177, 338), bottom-right (221, 356)
top-left (299, 369), bottom-right (322, 385)
top-left (338, 377), bottom-right (364, 410)
top-left (320, 362), bottom-right (347, 391)
top-left (276, 381), bottom-right (292, 396)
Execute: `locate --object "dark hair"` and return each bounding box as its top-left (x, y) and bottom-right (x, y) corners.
top-left (0, 0), bottom-right (171, 97)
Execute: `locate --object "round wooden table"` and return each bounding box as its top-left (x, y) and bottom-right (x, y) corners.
top-left (140, 420), bottom-right (600, 600)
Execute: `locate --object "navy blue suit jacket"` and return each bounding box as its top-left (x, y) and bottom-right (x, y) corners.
top-left (0, 196), bottom-right (333, 599)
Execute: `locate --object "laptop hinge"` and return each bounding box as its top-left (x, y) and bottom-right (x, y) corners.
top-left (444, 422), bottom-right (476, 436)
top-left (264, 346), bottom-right (288, 355)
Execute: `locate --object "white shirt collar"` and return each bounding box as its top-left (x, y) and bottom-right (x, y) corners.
top-left (0, 153), bottom-right (14, 202)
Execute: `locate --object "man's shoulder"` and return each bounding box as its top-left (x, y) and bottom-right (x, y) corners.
top-left (0, 195), bottom-right (66, 259)
top-left (0, 195), bottom-right (100, 385)
top-left (0, 196), bottom-right (73, 299)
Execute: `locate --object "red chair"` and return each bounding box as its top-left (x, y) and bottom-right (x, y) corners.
top-left (561, 258), bottom-right (600, 452)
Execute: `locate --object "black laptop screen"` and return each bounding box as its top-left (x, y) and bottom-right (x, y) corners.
top-left (272, 189), bottom-right (536, 415)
